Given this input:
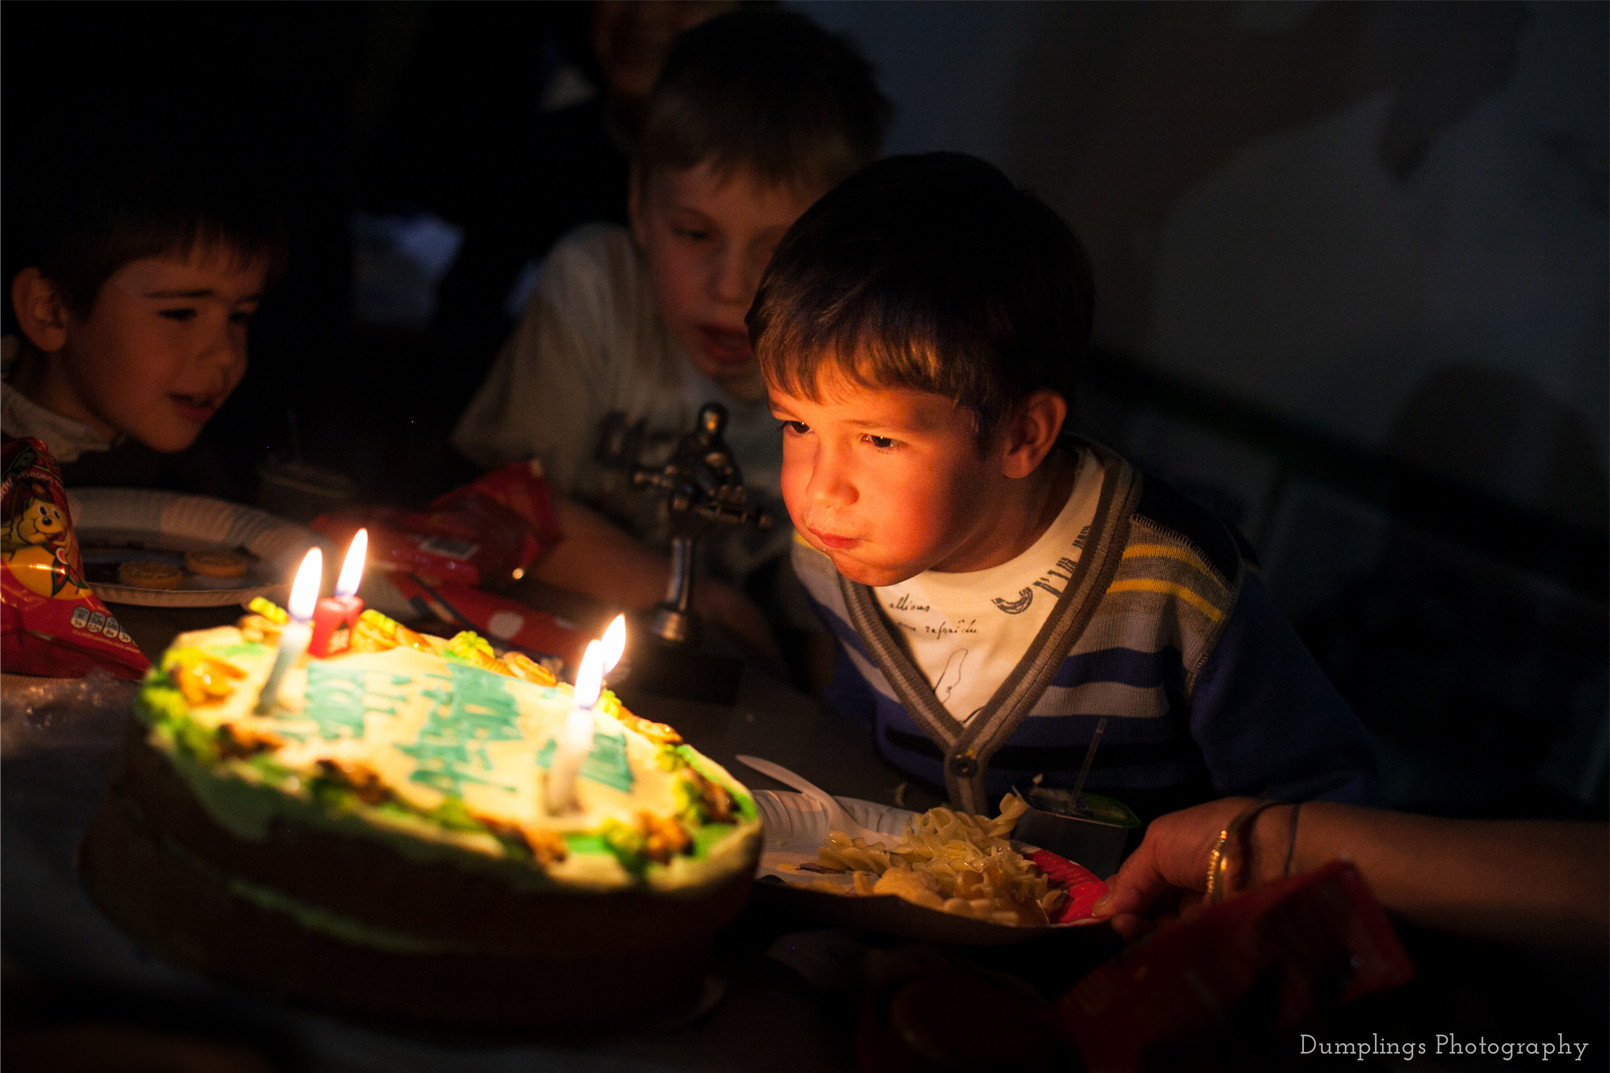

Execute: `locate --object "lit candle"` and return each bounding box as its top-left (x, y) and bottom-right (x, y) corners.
top-left (255, 547), bottom-right (322, 714)
top-left (600, 613), bottom-right (627, 680)
top-left (544, 640), bottom-right (604, 814)
top-left (309, 529), bottom-right (367, 658)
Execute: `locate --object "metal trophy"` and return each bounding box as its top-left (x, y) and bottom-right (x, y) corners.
top-left (598, 403), bottom-right (771, 647)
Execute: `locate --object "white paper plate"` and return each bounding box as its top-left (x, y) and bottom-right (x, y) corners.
top-left (65, 488), bottom-right (330, 608)
top-left (752, 789), bottom-right (1108, 945)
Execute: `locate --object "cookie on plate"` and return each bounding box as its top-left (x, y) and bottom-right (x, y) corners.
top-left (184, 548), bottom-right (250, 580)
top-left (119, 560), bottom-right (184, 590)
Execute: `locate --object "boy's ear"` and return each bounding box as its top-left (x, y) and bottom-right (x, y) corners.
top-left (1000, 389), bottom-right (1068, 479)
top-left (11, 268), bottom-right (71, 353)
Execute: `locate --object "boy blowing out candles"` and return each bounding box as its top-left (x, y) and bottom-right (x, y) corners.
top-left (749, 152), bottom-right (1376, 823)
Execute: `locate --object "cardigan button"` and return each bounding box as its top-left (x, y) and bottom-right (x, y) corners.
top-left (949, 752), bottom-right (979, 778)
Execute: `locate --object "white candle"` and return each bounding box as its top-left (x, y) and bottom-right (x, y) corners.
top-left (545, 640), bottom-right (604, 814)
top-left (255, 547), bottom-right (322, 714)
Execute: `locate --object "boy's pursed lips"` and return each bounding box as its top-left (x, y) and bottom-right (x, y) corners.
top-left (809, 527), bottom-right (859, 550)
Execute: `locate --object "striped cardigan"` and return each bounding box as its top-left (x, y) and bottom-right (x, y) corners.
top-left (796, 442), bottom-right (1376, 820)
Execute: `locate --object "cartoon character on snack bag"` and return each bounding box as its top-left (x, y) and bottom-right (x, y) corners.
top-left (2, 489), bottom-right (91, 600)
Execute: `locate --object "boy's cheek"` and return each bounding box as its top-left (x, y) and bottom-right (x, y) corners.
top-left (777, 480), bottom-right (811, 530)
top-left (219, 356), bottom-right (249, 397)
top-left (777, 484), bottom-right (805, 523)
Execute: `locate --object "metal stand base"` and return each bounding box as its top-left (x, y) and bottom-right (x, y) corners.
top-left (647, 602), bottom-right (700, 647)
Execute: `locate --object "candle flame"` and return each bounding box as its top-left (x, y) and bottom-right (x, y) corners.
top-left (288, 547), bottom-right (323, 622)
top-left (601, 613), bottom-right (627, 672)
top-left (335, 528), bottom-right (368, 598)
top-left (573, 640), bottom-right (604, 709)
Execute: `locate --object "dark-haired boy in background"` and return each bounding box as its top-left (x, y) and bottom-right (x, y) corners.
top-left (3, 104), bottom-right (287, 499)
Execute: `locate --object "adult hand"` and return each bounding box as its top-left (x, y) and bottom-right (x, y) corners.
top-left (1090, 796), bottom-right (1259, 941)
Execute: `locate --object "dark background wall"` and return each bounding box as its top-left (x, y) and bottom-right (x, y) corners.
top-left (3, 0), bottom-right (1604, 818)
top-left (798, 1), bottom-right (1608, 818)
top-left (810, 1), bottom-right (1606, 532)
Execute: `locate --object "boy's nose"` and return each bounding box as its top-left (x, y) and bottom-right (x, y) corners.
top-left (708, 242), bottom-right (754, 305)
top-left (804, 449), bottom-right (856, 508)
top-left (201, 326), bottom-right (248, 374)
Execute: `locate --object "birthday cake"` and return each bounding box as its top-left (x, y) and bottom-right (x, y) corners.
top-left (78, 607), bottom-right (763, 1030)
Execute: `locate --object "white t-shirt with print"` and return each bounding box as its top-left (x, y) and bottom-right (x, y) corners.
top-left (872, 450), bottom-right (1103, 723)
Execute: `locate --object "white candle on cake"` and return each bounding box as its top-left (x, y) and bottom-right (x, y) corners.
top-left (255, 547), bottom-right (322, 714)
top-left (545, 640), bottom-right (604, 814)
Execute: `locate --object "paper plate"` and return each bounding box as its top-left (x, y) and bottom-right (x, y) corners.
top-left (752, 789), bottom-right (1109, 946)
top-left (65, 488), bottom-right (330, 608)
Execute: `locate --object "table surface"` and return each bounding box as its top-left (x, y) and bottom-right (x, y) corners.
top-left (10, 602), bottom-right (1608, 1072)
top-left (2, 599), bottom-right (1120, 1073)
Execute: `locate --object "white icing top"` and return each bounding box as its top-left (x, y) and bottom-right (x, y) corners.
top-left (147, 625), bottom-right (761, 892)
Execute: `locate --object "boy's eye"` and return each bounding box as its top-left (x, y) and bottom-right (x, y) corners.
top-left (863, 434), bottom-right (899, 450)
top-left (778, 420), bottom-right (810, 436)
top-left (673, 226), bottom-right (712, 243)
top-left (229, 309), bottom-right (256, 326)
top-left (159, 308), bottom-right (198, 322)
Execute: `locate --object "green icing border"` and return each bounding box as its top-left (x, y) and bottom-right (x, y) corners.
top-left (136, 670), bottom-right (758, 892)
top-left (226, 876), bottom-right (473, 955)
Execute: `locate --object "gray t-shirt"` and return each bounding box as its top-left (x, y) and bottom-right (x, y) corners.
top-left (451, 225), bottom-right (788, 584)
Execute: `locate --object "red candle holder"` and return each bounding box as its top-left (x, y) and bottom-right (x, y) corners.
top-left (308, 528), bottom-right (367, 659)
top-left (308, 594), bottom-right (363, 658)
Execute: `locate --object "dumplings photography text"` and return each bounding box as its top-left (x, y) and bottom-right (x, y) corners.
top-left (1300, 1032), bottom-right (1592, 1062)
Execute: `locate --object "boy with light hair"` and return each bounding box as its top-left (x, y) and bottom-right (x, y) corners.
top-left (453, 8), bottom-right (889, 662)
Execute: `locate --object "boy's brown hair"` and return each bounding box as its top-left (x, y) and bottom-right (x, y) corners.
top-left (4, 93), bottom-right (288, 325)
top-left (749, 152), bottom-right (1096, 449)
top-left (634, 7), bottom-right (890, 199)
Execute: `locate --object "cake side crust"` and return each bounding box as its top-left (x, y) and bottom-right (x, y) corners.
top-left (78, 779), bottom-right (734, 1030)
top-left (106, 721), bottom-right (758, 956)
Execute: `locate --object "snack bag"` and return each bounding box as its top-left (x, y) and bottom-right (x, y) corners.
top-left (311, 460), bottom-right (562, 590)
top-left (1, 438), bottom-right (149, 680)
top-left (385, 572), bottom-right (589, 675)
top-left (1053, 859), bottom-right (1414, 1072)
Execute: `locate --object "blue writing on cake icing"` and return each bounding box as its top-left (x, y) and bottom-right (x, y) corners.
top-left (583, 730), bottom-right (634, 792)
top-left (302, 665), bottom-right (410, 741)
top-left (396, 666), bottom-right (526, 799)
top-left (421, 666), bottom-right (524, 741)
top-left (535, 729), bottom-right (634, 793)
top-left (398, 736), bottom-right (515, 798)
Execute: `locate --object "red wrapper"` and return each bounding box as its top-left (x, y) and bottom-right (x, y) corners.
top-left (311, 460), bottom-right (561, 591)
top-left (386, 572), bottom-right (589, 674)
top-left (1053, 859), bottom-right (1414, 1072)
top-left (1, 438), bottom-right (150, 680)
